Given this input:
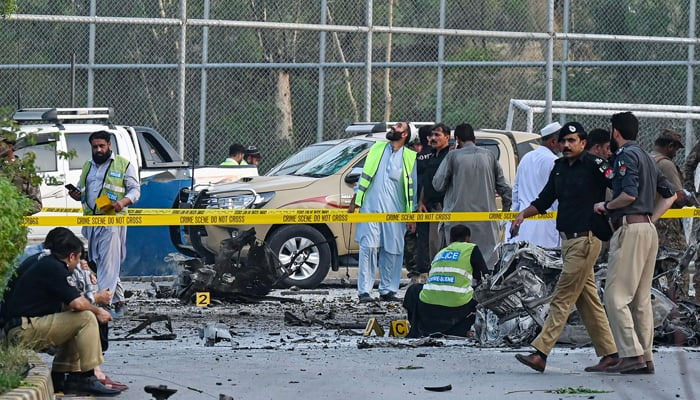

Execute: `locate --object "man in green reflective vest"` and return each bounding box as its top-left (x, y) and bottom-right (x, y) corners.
top-left (348, 121), bottom-right (417, 303)
top-left (221, 143), bottom-right (248, 166)
top-left (68, 131), bottom-right (140, 316)
top-left (402, 224), bottom-right (487, 338)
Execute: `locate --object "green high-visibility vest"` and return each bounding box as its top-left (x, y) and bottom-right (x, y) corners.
top-left (79, 155), bottom-right (131, 215)
top-left (354, 142), bottom-right (416, 212)
top-left (220, 159), bottom-right (248, 166)
top-left (419, 242), bottom-right (475, 307)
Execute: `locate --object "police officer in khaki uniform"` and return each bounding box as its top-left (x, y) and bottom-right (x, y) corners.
top-left (2, 232), bottom-right (119, 396)
top-left (594, 112), bottom-right (676, 374)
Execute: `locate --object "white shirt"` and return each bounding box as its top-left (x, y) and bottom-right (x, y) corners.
top-left (508, 145), bottom-right (561, 248)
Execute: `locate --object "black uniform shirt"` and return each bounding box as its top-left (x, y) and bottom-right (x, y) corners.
top-left (609, 142), bottom-right (675, 222)
top-left (531, 152), bottom-right (611, 234)
top-left (4, 254), bottom-right (81, 319)
top-left (420, 146), bottom-right (450, 204)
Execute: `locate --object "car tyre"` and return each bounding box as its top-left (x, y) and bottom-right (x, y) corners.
top-left (267, 225), bottom-right (331, 289)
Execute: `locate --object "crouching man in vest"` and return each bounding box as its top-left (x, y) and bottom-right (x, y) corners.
top-left (68, 131), bottom-right (140, 317)
top-left (402, 224), bottom-right (488, 338)
top-left (348, 121), bottom-right (417, 303)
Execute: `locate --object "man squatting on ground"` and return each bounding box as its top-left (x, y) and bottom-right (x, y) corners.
top-left (2, 230), bottom-right (121, 396)
top-left (402, 224), bottom-right (487, 338)
top-left (511, 122), bottom-right (620, 373)
top-left (348, 121), bottom-right (417, 303)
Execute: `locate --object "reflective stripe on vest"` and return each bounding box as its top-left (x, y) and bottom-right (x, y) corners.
top-left (419, 242), bottom-right (475, 308)
top-left (79, 155), bottom-right (131, 215)
top-left (354, 141), bottom-right (416, 212)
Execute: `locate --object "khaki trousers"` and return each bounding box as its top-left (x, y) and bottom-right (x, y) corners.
top-left (605, 219), bottom-right (658, 361)
top-left (427, 202), bottom-right (443, 262)
top-left (8, 311), bottom-right (104, 373)
top-left (532, 234), bottom-right (617, 356)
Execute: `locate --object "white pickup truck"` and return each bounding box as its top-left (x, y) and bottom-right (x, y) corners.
top-left (13, 107), bottom-right (257, 275)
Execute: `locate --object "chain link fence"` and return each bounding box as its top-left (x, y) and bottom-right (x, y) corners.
top-left (1, 0), bottom-right (698, 171)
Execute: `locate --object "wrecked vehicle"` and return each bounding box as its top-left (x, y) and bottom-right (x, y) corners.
top-left (474, 239), bottom-right (699, 347)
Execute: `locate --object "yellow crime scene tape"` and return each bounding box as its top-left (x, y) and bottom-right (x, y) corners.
top-left (23, 207), bottom-right (700, 227)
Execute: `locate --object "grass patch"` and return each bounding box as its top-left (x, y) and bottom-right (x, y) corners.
top-left (0, 341), bottom-right (30, 394)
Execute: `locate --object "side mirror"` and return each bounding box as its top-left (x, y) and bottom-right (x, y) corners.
top-left (344, 167), bottom-right (362, 184)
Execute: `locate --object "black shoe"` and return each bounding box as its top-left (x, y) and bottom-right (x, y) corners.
top-left (51, 372), bottom-right (67, 392)
top-left (66, 375), bottom-right (121, 396)
top-left (358, 293), bottom-right (374, 303)
top-left (379, 292), bottom-right (401, 302)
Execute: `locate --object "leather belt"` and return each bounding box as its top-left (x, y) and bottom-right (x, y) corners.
top-left (612, 214), bottom-right (651, 231)
top-left (562, 231), bottom-right (590, 240)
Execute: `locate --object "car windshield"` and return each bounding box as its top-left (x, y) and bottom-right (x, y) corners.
top-left (266, 142), bottom-right (335, 176)
top-left (294, 139), bottom-right (373, 177)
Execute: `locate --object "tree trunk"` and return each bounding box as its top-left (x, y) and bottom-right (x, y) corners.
top-left (384, 0), bottom-right (395, 121)
top-left (275, 69), bottom-right (294, 142)
top-left (327, 6), bottom-right (360, 121)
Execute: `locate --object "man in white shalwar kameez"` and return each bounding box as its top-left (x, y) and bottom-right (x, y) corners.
top-left (507, 122), bottom-right (562, 248)
top-left (349, 122), bottom-right (417, 303)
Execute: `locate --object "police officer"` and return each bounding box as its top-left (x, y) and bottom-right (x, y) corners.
top-left (594, 112), bottom-right (676, 374)
top-left (402, 224), bottom-right (487, 338)
top-left (0, 136), bottom-right (42, 215)
top-left (512, 122), bottom-right (618, 373)
top-left (2, 231), bottom-right (119, 396)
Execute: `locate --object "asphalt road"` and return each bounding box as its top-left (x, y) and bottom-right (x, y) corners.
top-left (52, 285), bottom-right (700, 400)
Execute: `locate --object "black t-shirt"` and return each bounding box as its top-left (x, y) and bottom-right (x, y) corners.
top-left (4, 254), bottom-right (81, 319)
top-left (420, 146), bottom-right (450, 204)
top-left (1, 253), bottom-right (42, 320)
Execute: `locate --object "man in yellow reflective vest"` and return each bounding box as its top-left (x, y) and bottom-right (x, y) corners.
top-left (68, 131), bottom-right (140, 316)
top-left (221, 143), bottom-right (248, 166)
top-left (348, 121), bottom-right (417, 303)
top-left (402, 224), bottom-right (487, 337)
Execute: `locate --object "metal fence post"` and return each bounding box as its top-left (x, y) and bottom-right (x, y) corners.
top-left (316, 0), bottom-right (328, 142)
top-left (176, 0), bottom-right (187, 158)
top-left (87, 0), bottom-right (96, 107)
top-left (544, 0), bottom-right (554, 124)
top-left (198, 0), bottom-right (210, 165)
top-left (364, 0), bottom-right (373, 122)
top-left (435, 0), bottom-right (446, 122)
top-left (686, 0), bottom-right (697, 156)
top-left (559, 0), bottom-right (570, 125)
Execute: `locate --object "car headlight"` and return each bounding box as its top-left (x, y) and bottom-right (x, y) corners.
top-left (207, 192), bottom-right (275, 209)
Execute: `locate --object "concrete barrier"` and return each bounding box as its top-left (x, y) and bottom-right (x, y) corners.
top-left (0, 353), bottom-right (53, 400)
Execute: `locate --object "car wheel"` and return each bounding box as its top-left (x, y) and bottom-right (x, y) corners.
top-left (267, 225), bottom-right (331, 289)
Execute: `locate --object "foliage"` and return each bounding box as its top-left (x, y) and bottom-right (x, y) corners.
top-left (1, 0), bottom-right (17, 17)
top-left (0, 341), bottom-right (30, 394)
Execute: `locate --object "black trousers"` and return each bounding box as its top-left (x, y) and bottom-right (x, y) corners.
top-left (402, 284), bottom-right (477, 338)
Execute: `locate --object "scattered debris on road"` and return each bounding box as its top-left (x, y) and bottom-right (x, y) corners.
top-left (424, 384), bottom-right (452, 392)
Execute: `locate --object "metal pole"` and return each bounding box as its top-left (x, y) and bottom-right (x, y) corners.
top-left (559, 0), bottom-right (570, 125)
top-left (177, 0), bottom-right (187, 158)
top-left (686, 0), bottom-right (697, 156)
top-left (436, 0), bottom-right (446, 122)
top-left (87, 0), bottom-right (95, 107)
top-left (198, 0), bottom-right (210, 165)
top-left (364, 0), bottom-right (373, 121)
top-left (316, 0), bottom-right (328, 142)
top-left (70, 53), bottom-right (76, 107)
top-left (544, 0), bottom-right (554, 123)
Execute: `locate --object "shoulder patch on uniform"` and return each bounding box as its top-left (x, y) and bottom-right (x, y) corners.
top-left (594, 157), bottom-right (603, 165)
top-left (619, 164), bottom-right (627, 176)
top-left (604, 168), bottom-right (614, 179)
top-left (66, 275), bottom-right (77, 287)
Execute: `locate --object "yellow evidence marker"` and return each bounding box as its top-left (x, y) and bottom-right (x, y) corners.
top-left (195, 292), bottom-right (211, 307)
top-left (363, 317), bottom-right (385, 337)
top-left (389, 320), bottom-right (410, 337)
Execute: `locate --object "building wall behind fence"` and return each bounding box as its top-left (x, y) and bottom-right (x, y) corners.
top-left (1, 0), bottom-right (698, 171)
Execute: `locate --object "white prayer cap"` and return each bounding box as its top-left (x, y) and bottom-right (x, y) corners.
top-left (540, 122), bottom-right (561, 137)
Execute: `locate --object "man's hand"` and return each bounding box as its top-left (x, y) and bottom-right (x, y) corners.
top-left (593, 201), bottom-right (607, 215)
top-left (113, 198), bottom-right (130, 212)
top-left (418, 202), bottom-right (428, 213)
top-left (68, 188), bottom-right (81, 201)
top-left (94, 289), bottom-right (113, 305)
top-left (348, 203), bottom-right (358, 213)
top-left (407, 222), bottom-right (416, 233)
top-left (79, 260), bottom-right (90, 270)
top-left (674, 190), bottom-right (688, 207)
top-left (95, 307), bottom-right (113, 324)
top-left (509, 212), bottom-right (525, 239)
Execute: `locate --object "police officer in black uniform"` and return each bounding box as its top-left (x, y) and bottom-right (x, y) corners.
top-left (3, 232), bottom-right (119, 396)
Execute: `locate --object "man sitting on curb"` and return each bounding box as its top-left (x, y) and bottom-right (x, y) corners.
top-left (2, 231), bottom-right (120, 396)
top-left (402, 224), bottom-right (487, 338)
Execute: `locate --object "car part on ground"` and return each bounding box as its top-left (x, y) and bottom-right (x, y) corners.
top-left (474, 240), bottom-right (700, 347)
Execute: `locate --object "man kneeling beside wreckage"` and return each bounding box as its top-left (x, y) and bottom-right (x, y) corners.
top-left (402, 224), bottom-right (488, 338)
